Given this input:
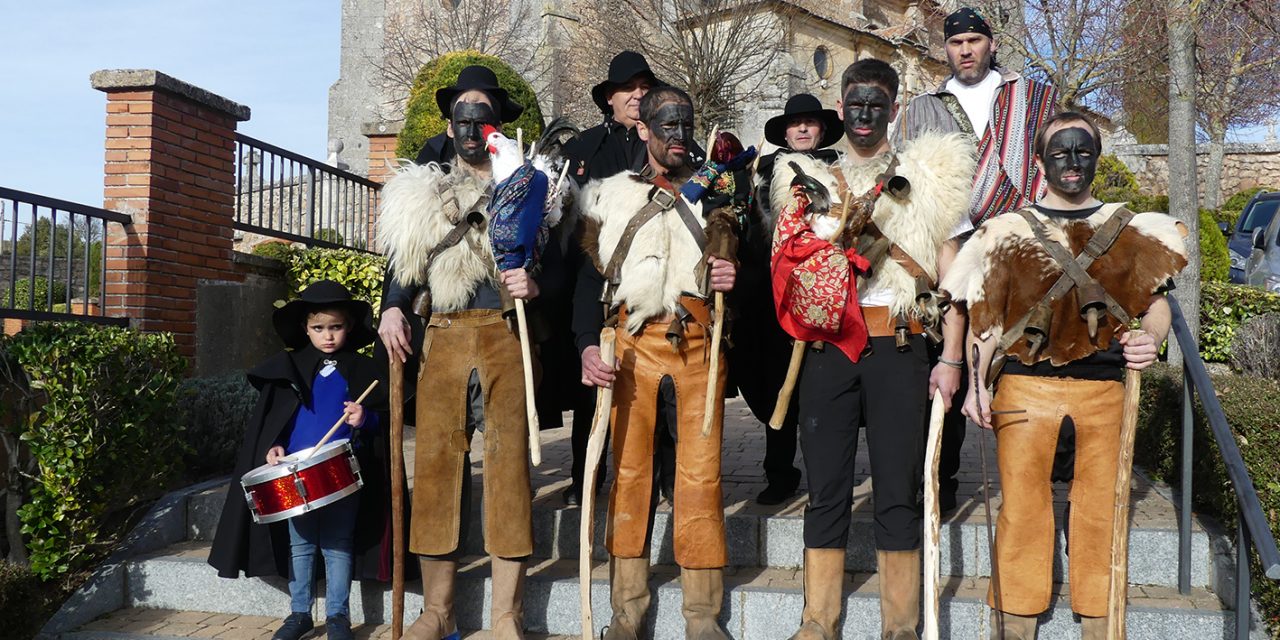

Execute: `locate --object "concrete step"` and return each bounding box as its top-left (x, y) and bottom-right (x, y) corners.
top-left (187, 484), bottom-right (1225, 592)
top-left (121, 542), bottom-right (1234, 640)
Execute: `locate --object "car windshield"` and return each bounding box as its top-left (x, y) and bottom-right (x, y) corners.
top-left (1239, 200), bottom-right (1280, 232)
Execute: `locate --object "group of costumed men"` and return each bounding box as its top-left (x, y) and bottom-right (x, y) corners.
top-left (208, 6), bottom-right (1191, 640)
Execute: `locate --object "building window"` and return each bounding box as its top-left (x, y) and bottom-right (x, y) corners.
top-left (813, 46), bottom-right (832, 80)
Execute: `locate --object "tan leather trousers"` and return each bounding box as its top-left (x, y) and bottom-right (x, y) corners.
top-left (411, 309), bottom-right (533, 558)
top-left (606, 308), bottom-right (728, 569)
top-left (988, 374), bottom-right (1124, 618)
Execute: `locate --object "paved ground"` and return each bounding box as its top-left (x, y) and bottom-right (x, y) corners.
top-left (70, 397), bottom-right (1192, 638)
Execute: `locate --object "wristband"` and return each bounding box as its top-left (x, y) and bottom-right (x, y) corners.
top-left (938, 357), bottom-right (964, 369)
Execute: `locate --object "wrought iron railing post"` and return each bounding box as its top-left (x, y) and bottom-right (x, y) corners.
top-left (1180, 363), bottom-right (1193, 595)
top-left (1237, 514), bottom-right (1251, 640)
top-left (306, 166), bottom-right (316, 242)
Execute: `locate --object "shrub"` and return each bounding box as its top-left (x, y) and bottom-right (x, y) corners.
top-left (396, 50), bottom-right (545, 160)
top-left (1199, 208), bottom-right (1230, 283)
top-left (0, 560), bottom-right (56, 640)
top-left (180, 373), bottom-right (257, 479)
top-left (286, 248), bottom-right (387, 315)
top-left (1231, 313), bottom-right (1280, 378)
top-left (252, 241), bottom-right (296, 264)
top-left (2, 324), bottom-right (187, 578)
top-left (1199, 281), bottom-right (1280, 363)
top-left (314, 228), bottom-right (345, 246)
top-left (1093, 154), bottom-right (1141, 203)
top-left (3, 277), bottom-right (68, 312)
top-left (1136, 363), bottom-right (1280, 631)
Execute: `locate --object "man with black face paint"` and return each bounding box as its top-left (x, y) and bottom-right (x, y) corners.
top-left (377, 65), bottom-right (556, 640)
top-left (770, 59), bottom-right (975, 640)
top-left (942, 112), bottom-right (1188, 640)
top-left (574, 86), bottom-right (736, 640)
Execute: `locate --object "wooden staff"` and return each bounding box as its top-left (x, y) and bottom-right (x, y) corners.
top-left (513, 127), bottom-right (542, 466)
top-left (304, 380), bottom-right (380, 458)
top-left (922, 389), bottom-right (947, 640)
top-left (769, 193), bottom-right (856, 429)
top-left (700, 124), bottom-right (725, 438)
top-left (388, 358), bottom-right (406, 640)
top-left (580, 329), bottom-right (617, 640)
top-left (1107, 329), bottom-right (1145, 640)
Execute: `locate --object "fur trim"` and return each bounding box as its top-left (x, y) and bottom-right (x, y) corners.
top-left (579, 172), bottom-right (706, 333)
top-left (377, 162), bottom-right (497, 312)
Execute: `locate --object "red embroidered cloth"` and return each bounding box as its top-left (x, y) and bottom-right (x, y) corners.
top-left (770, 186), bottom-right (871, 362)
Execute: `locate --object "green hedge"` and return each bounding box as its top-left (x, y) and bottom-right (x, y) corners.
top-left (1136, 363), bottom-right (1280, 631)
top-left (3, 277), bottom-right (68, 312)
top-left (1221, 186), bottom-right (1276, 231)
top-left (180, 373), bottom-right (257, 479)
top-left (0, 560), bottom-right (58, 640)
top-left (287, 248), bottom-right (386, 314)
top-left (396, 50), bottom-right (544, 160)
top-left (1199, 208), bottom-right (1230, 283)
top-left (1199, 282), bottom-right (1280, 363)
top-left (1, 324), bottom-right (187, 578)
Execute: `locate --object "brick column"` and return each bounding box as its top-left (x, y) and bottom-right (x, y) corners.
top-left (363, 121), bottom-right (404, 185)
top-left (92, 69), bottom-right (251, 359)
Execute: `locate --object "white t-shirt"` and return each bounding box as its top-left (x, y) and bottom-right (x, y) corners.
top-left (945, 69), bottom-right (1002, 137)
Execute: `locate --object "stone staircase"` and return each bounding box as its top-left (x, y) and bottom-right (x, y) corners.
top-left (56, 400), bottom-right (1243, 639)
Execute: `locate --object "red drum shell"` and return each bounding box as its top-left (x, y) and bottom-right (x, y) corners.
top-left (240, 439), bottom-right (363, 524)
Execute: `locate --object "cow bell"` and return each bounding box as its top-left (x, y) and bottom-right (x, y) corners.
top-left (411, 288), bottom-right (433, 319)
top-left (1077, 281), bottom-right (1109, 339)
top-left (883, 175), bottom-right (911, 200)
top-left (1023, 302), bottom-right (1054, 360)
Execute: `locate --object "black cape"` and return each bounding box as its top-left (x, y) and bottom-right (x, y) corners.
top-left (206, 346), bottom-right (407, 581)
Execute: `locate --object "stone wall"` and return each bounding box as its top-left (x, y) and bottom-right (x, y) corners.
top-left (1113, 142), bottom-right (1280, 201)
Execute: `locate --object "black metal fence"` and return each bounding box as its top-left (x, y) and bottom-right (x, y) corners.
top-left (234, 133), bottom-right (381, 253)
top-left (1169, 296), bottom-right (1280, 638)
top-left (0, 187), bottom-right (130, 326)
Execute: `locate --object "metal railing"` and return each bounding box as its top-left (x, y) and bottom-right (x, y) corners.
top-left (0, 187), bottom-right (129, 326)
top-left (234, 133), bottom-right (381, 253)
top-left (1169, 296), bottom-right (1280, 639)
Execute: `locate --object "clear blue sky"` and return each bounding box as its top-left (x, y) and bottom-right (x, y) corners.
top-left (0, 1), bottom-right (340, 208)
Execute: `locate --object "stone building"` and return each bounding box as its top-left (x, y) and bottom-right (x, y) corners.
top-left (329, 0), bottom-right (962, 175)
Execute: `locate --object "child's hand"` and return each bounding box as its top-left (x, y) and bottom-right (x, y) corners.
top-left (343, 401), bottom-right (366, 428)
top-left (266, 445), bottom-right (286, 465)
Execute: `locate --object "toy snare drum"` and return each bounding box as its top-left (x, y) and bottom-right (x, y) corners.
top-left (240, 439), bottom-right (363, 524)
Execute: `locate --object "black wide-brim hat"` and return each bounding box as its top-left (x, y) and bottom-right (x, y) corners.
top-left (764, 93), bottom-right (844, 149)
top-left (591, 51), bottom-right (666, 114)
top-left (273, 280), bottom-right (376, 351)
top-left (436, 65), bottom-right (525, 124)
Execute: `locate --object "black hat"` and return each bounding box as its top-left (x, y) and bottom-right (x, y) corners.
top-left (944, 7), bottom-right (994, 40)
top-left (273, 280), bottom-right (376, 351)
top-left (764, 94), bottom-right (844, 150)
top-left (591, 51), bottom-right (666, 114)
top-left (435, 65), bottom-right (525, 124)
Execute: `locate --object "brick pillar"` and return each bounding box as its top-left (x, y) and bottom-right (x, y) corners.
top-left (362, 121), bottom-right (404, 185)
top-left (93, 69), bottom-right (251, 360)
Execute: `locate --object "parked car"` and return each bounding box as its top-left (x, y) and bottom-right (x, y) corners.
top-left (1244, 206), bottom-right (1280, 293)
top-left (1229, 190), bottom-right (1280, 283)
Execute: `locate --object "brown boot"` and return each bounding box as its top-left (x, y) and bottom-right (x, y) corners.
top-left (988, 610), bottom-right (1038, 640)
top-left (877, 550), bottom-right (921, 640)
top-left (490, 556), bottom-right (526, 640)
top-left (681, 568), bottom-right (730, 640)
top-left (604, 555), bottom-right (652, 640)
top-left (404, 558), bottom-right (457, 640)
top-left (789, 548), bottom-right (846, 640)
top-left (1078, 615), bottom-right (1107, 640)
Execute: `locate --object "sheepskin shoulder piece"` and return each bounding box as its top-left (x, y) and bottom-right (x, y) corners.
top-left (578, 171), bottom-right (706, 333)
top-left (376, 162), bottom-right (496, 312)
top-left (942, 202), bottom-right (1188, 366)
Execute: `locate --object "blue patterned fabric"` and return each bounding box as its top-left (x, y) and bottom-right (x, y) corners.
top-left (488, 162), bottom-right (550, 271)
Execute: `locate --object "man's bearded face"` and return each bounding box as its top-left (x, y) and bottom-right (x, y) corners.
top-left (644, 101), bottom-right (695, 170)
top-left (945, 33), bottom-right (996, 86)
top-left (841, 84), bottom-right (893, 149)
top-left (450, 100), bottom-right (499, 165)
top-left (1042, 126), bottom-right (1098, 197)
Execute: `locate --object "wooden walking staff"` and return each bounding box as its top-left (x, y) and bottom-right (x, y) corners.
top-left (580, 329), bottom-right (617, 640)
top-left (388, 359), bottom-right (406, 640)
top-left (922, 389), bottom-right (947, 640)
top-left (1107, 328), bottom-right (1145, 640)
top-left (769, 191), bottom-right (857, 429)
top-left (304, 380), bottom-right (380, 458)
top-left (513, 128), bottom-right (543, 466)
top-left (699, 125), bottom-right (728, 438)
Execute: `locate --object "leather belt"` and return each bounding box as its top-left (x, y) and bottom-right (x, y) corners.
top-left (617, 295), bottom-right (711, 327)
top-left (862, 305), bottom-right (924, 338)
top-left (427, 308), bottom-right (507, 328)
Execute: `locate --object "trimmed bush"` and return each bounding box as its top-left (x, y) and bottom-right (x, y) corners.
top-left (396, 50), bottom-right (544, 160)
top-left (1, 324), bottom-right (187, 578)
top-left (1136, 363), bottom-right (1280, 631)
top-left (180, 373), bottom-right (257, 479)
top-left (0, 560), bottom-right (56, 640)
top-left (1094, 154), bottom-right (1141, 203)
top-left (1199, 281), bottom-right (1280, 363)
top-left (3, 277), bottom-right (68, 312)
top-left (252, 241), bottom-right (296, 264)
top-left (1199, 208), bottom-right (1230, 283)
top-left (287, 248), bottom-right (387, 315)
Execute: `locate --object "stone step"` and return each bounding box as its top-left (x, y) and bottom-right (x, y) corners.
top-left (121, 541), bottom-right (1234, 640)
top-left (187, 484), bottom-right (1225, 592)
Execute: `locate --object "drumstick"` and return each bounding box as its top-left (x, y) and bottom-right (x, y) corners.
top-left (304, 380), bottom-right (380, 460)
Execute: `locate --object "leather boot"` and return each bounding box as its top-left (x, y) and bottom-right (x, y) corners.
top-left (604, 555), bottom-right (652, 640)
top-left (988, 610), bottom-right (1038, 640)
top-left (681, 568), bottom-right (730, 640)
top-left (490, 556), bottom-right (527, 640)
top-left (789, 548), bottom-right (845, 640)
top-left (1078, 615), bottom-right (1107, 640)
top-left (877, 550), bottom-right (921, 640)
top-left (404, 558), bottom-right (458, 640)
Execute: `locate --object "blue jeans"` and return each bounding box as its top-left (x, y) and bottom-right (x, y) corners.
top-left (287, 493), bottom-right (359, 618)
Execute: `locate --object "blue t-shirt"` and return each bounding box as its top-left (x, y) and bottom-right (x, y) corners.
top-left (282, 364), bottom-right (379, 454)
